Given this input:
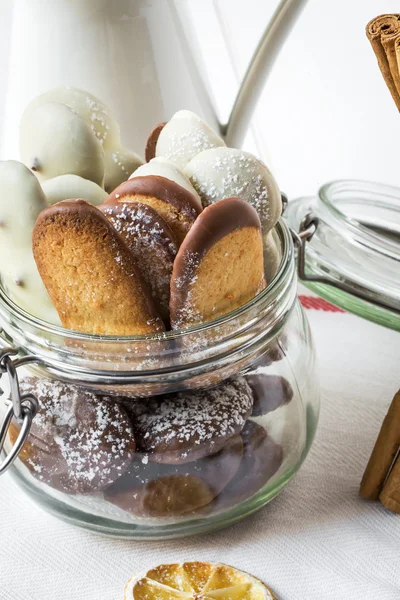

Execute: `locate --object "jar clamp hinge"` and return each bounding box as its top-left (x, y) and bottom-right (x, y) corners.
top-left (0, 347), bottom-right (42, 475)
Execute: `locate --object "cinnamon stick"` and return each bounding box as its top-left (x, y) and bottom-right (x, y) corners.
top-left (380, 452), bottom-right (400, 514)
top-left (360, 390), bottom-right (400, 500)
top-left (366, 14), bottom-right (400, 110)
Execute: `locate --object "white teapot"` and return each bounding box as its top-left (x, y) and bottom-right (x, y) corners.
top-left (1, 0), bottom-right (307, 159)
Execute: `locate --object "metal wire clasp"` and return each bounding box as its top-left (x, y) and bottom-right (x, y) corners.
top-left (0, 348), bottom-right (40, 475)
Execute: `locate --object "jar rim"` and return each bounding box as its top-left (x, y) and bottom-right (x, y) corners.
top-left (0, 218), bottom-right (294, 343)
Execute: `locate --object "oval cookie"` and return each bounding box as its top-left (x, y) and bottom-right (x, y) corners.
top-left (124, 376), bottom-right (253, 464)
top-left (32, 199), bottom-right (165, 335)
top-left (0, 160), bottom-right (60, 324)
top-left (170, 197), bottom-right (266, 329)
top-left (145, 122), bottom-right (166, 162)
top-left (156, 110), bottom-right (226, 169)
top-left (106, 176), bottom-right (201, 245)
top-left (100, 201), bottom-right (177, 324)
top-left (9, 378), bottom-right (136, 494)
top-left (185, 147), bottom-right (282, 233)
top-left (42, 174), bottom-right (108, 206)
top-left (104, 434), bottom-right (243, 517)
top-left (247, 374), bottom-right (294, 416)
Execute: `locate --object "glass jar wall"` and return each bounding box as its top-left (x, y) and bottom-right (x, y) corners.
top-left (0, 221), bottom-right (319, 538)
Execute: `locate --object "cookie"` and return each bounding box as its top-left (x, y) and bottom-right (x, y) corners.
top-left (155, 110), bottom-right (226, 169)
top-left (100, 201), bottom-right (177, 323)
top-left (145, 122), bottom-right (166, 162)
top-left (104, 434), bottom-right (243, 517)
top-left (170, 197), bottom-right (265, 329)
top-left (32, 199), bottom-right (165, 335)
top-left (216, 421), bottom-right (283, 509)
top-left (104, 147), bottom-right (143, 193)
top-left (130, 157), bottom-right (202, 210)
top-left (106, 176), bottom-right (202, 245)
top-left (184, 147), bottom-right (282, 233)
top-left (124, 376), bottom-right (253, 464)
top-left (42, 174), bottom-right (108, 206)
top-left (246, 374), bottom-right (294, 416)
top-left (8, 378), bottom-right (136, 494)
top-left (263, 229), bottom-right (282, 282)
top-left (0, 160), bottom-right (60, 324)
top-left (20, 102), bottom-right (105, 185)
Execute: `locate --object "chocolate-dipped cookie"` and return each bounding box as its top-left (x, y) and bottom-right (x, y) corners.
top-left (9, 378), bottom-right (136, 494)
top-left (124, 376), bottom-right (253, 464)
top-left (216, 421), bottom-right (283, 509)
top-left (145, 122), bottom-right (166, 162)
top-left (100, 201), bottom-right (177, 323)
top-left (104, 434), bottom-right (243, 517)
top-left (105, 176), bottom-right (202, 245)
top-left (246, 374), bottom-right (294, 416)
top-left (33, 199), bottom-right (165, 335)
top-left (170, 197), bottom-right (265, 329)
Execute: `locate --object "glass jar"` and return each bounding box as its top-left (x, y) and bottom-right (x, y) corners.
top-left (285, 180), bottom-right (400, 332)
top-left (0, 219), bottom-right (319, 538)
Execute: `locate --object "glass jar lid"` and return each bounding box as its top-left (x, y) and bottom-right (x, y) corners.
top-left (284, 179), bottom-right (400, 331)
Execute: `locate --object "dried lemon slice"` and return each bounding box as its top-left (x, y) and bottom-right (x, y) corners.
top-left (124, 562), bottom-right (277, 600)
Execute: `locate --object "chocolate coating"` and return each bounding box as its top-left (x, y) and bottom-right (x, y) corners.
top-left (246, 374), bottom-right (294, 416)
top-left (104, 434), bottom-right (243, 517)
top-left (216, 421), bottom-right (283, 509)
top-left (123, 376), bottom-right (253, 464)
top-left (105, 175), bottom-right (201, 221)
top-left (9, 378), bottom-right (136, 494)
top-left (145, 122), bottom-right (166, 162)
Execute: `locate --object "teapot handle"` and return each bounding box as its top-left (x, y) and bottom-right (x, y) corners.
top-left (223, 0), bottom-right (308, 147)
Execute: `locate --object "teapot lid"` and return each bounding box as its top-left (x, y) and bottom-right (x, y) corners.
top-left (284, 179), bottom-right (400, 331)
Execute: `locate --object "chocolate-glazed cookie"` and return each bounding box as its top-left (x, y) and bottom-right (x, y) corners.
top-left (9, 378), bottom-right (136, 494)
top-left (124, 377), bottom-right (253, 464)
top-left (100, 201), bottom-right (177, 324)
top-left (104, 435), bottom-right (243, 517)
top-left (216, 421), bottom-right (283, 509)
top-left (246, 374), bottom-right (294, 416)
top-left (105, 176), bottom-right (202, 245)
top-left (145, 122), bottom-right (166, 162)
top-left (170, 197), bottom-right (265, 329)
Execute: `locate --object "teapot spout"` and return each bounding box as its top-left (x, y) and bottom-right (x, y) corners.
top-left (223, 0), bottom-right (309, 147)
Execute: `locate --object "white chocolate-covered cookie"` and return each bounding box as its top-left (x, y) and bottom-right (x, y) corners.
top-left (156, 110), bottom-right (226, 169)
top-left (129, 157), bottom-right (202, 210)
top-left (185, 147), bottom-right (282, 233)
top-left (263, 229), bottom-right (282, 282)
top-left (20, 102), bottom-right (105, 186)
top-left (42, 174), bottom-right (108, 206)
top-left (0, 161), bottom-right (60, 323)
top-left (22, 86), bottom-right (120, 149)
top-left (104, 147), bottom-right (143, 193)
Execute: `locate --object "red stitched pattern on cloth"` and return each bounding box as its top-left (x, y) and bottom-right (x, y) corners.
top-left (299, 295), bottom-right (345, 313)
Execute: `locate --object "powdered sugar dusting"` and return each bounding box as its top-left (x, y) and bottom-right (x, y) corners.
top-left (186, 148), bottom-right (280, 229)
top-left (19, 378), bottom-right (135, 494)
top-left (126, 377), bottom-right (253, 462)
top-left (104, 203), bottom-right (177, 318)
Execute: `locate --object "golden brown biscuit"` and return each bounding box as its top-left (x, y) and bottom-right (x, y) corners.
top-left (100, 201), bottom-right (177, 324)
top-left (104, 435), bottom-right (243, 517)
top-left (33, 199), bottom-right (165, 335)
top-left (105, 176), bottom-right (201, 245)
top-left (145, 122), bottom-right (166, 162)
top-left (170, 197), bottom-right (266, 330)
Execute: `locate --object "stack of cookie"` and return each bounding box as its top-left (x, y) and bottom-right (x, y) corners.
top-left (10, 373), bottom-right (292, 518)
top-left (4, 88), bottom-right (290, 519)
top-left (0, 88), bottom-right (282, 333)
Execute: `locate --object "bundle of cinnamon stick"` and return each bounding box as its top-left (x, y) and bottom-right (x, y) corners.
top-left (360, 390), bottom-right (400, 514)
top-left (366, 14), bottom-right (400, 110)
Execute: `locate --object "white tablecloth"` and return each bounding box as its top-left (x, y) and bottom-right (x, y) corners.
top-left (1, 297), bottom-right (400, 600)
